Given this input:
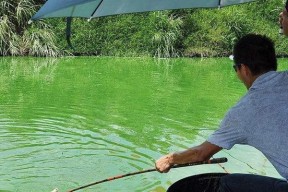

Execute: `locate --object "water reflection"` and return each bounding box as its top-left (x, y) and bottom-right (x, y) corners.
top-left (0, 57), bottom-right (285, 191)
top-left (0, 57), bottom-right (58, 83)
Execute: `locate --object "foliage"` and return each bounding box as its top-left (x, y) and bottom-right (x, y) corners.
top-left (0, 0), bottom-right (62, 56)
top-left (49, 12), bottom-right (183, 58)
top-left (47, 0), bottom-right (287, 57)
top-left (182, 0), bottom-right (285, 57)
top-left (2, 0), bottom-right (288, 57)
top-left (151, 12), bottom-right (183, 58)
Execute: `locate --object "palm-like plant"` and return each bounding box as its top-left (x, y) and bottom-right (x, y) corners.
top-left (0, 0), bottom-right (61, 56)
top-left (152, 12), bottom-right (183, 58)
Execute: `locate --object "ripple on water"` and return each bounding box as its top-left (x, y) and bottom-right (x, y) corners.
top-left (0, 104), bottom-right (163, 191)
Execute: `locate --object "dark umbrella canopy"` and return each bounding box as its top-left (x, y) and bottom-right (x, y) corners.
top-left (31, 0), bottom-right (256, 21)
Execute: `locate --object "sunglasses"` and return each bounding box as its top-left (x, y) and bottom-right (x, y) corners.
top-left (232, 64), bottom-right (241, 72)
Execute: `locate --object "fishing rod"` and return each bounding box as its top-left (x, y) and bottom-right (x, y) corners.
top-left (66, 157), bottom-right (227, 192)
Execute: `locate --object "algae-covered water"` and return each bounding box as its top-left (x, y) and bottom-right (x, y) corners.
top-left (0, 57), bottom-right (285, 192)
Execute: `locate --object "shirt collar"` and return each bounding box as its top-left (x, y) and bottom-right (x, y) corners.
top-left (249, 71), bottom-right (277, 91)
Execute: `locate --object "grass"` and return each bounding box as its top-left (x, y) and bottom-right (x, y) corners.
top-left (0, 0), bottom-right (62, 57)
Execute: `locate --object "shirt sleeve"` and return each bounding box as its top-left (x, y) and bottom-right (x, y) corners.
top-left (207, 108), bottom-right (247, 150)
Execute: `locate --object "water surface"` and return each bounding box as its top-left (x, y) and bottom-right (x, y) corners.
top-left (0, 57), bottom-right (286, 192)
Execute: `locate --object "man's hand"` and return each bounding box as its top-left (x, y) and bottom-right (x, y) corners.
top-left (155, 153), bottom-right (174, 173)
top-left (155, 141), bottom-right (222, 173)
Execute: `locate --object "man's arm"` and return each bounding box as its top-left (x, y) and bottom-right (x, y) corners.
top-left (155, 141), bottom-right (222, 173)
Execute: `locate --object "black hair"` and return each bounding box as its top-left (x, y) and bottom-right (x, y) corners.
top-left (233, 34), bottom-right (277, 76)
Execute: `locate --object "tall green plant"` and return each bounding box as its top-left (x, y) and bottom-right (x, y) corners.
top-left (0, 0), bottom-right (61, 56)
top-left (151, 12), bottom-right (183, 58)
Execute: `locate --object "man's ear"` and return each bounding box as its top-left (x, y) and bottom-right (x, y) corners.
top-left (241, 64), bottom-right (252, 77)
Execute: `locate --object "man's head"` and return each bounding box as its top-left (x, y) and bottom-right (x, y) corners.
top-left (233, 34), bottom-right (277, 76)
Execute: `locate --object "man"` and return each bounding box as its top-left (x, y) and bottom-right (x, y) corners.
top-left (155, 34), bottom-right (288, 192)
top-left (279, 3), bottom-right (288, 36)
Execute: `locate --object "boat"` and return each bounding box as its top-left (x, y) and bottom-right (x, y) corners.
top-left (167, 173), bottom-right (228, 192)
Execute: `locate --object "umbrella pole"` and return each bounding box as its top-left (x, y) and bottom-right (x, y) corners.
top-left (66, 157), bottom-right (227, 192)
top-left (66, 17), bottom-right (74, 50)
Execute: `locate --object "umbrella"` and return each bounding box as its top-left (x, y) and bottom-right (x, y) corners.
top-left (30, 0), bottom-right (257, 21)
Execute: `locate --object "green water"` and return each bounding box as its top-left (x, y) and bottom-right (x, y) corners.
top-left (0, 57), bottom-right (286, 192)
